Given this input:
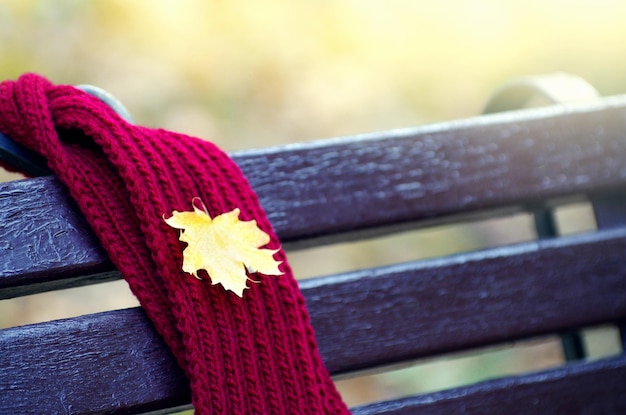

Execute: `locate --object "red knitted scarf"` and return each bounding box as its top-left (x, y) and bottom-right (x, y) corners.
top-left (0, 73), bottom-right (350, 414)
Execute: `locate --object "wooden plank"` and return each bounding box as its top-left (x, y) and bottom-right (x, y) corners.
top-left (0, 177), bottom-right (117, 299)
top-left (2, 308), bottom-right (625, 415)
top-left (352, 355), bottom-right (626, 415)
top-left (2, 226), bottom-right (626, 413)
top-left (237, 96), bottom-right (626, 244)
top-left (306, 227), bottom-right (626, 374)
top-left (0, 309), bottom-right (189, 415)
top-left (3, 98), bottom-right (626, 298)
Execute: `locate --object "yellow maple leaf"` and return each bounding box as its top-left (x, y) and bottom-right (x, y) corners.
top-left (163, 199), bottom-right (283, 296)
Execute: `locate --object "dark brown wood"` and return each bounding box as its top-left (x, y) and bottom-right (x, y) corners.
top-left (0, 309), bottom-right (189, 415)
top-left (2, 308), bottom-right (625, 414)
top-left (2, 226), bottom-right (626, 413)
top-left (307, 227), bottom-right (626, 373)
top-left (236, 96), bottom-right (626, 244)
top-left (0, 177), bottom-right (117, 299)
top-left (352, 355), bottom-right (626, 415)
top-left (4, 97), bottom-right (626, 299)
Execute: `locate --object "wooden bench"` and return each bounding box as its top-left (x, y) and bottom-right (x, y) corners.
top-left (1, 78), bottom-right (626, 414)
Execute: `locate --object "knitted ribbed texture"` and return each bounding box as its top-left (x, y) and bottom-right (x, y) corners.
top-left (0, 73), bottom-right (350, 415)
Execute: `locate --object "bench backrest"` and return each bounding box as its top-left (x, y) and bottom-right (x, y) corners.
top-left (1, 95), bottom-right (626, 414)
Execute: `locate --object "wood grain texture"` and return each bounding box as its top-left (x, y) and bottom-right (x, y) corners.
top-left (352, 355), bottom-right (626, 415)
top-left (0, 178), bottom-right (116, 299)
top-left (306, 227), bottom-right (626, 374)
top-left (0, 309), bottom-right (189, 415)
top-left (3, 97), bottom-right (626, 298)
top-left (2, 309), bottom-right (625, 414)
top-left (236, 96), bottom-right (626, 244)
top-left (2, 227), bottom-right (626, 413)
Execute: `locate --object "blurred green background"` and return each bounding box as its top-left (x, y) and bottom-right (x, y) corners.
top-left (1, 0), bottom-right (624, 409)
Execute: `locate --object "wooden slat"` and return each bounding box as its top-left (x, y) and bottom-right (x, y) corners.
top-left (2, 226), bottom-right (626, 412)
top-left (306, 227), bottom-right (626, 373)
top-left (237, 96), bottom-right (626, 243)
top-left (0, 309), bottom-right (189, 415)
top-left (352, 355), bottom-right (626, 415)
top-left (3, 312), bottom-right (625, 415)
top-left (0, 177), bottom-right (117, 299)
top-left (3, 97), bottom-right (626, 299)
